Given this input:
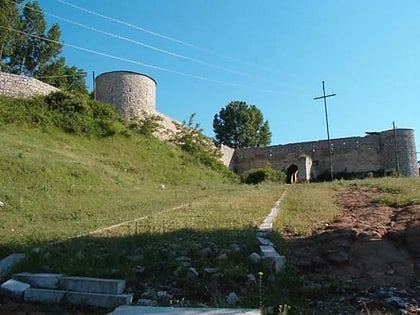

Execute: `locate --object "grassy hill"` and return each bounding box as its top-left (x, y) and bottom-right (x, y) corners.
top-left (3, 93), bottom-right (418, 312)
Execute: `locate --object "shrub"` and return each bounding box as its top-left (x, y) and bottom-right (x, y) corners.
top-left (241, 163), bottom-right (286, 184)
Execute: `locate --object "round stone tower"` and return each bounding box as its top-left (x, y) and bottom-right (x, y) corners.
top-left (379, 128), bottom-right (418, 177)
top-left (95, 71), bottom-right (156, 120)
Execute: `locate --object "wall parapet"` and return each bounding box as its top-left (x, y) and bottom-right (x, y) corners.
top-left (0, 71), bottom-right (58, 98)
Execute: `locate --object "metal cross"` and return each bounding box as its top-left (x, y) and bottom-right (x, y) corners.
top-left (314, 81), bottom-right (336, 181)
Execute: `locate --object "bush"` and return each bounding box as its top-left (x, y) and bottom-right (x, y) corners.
top-left (241, 164), bottom-right (286, 184)
top-left (0, 92), bottom-right (127, 137)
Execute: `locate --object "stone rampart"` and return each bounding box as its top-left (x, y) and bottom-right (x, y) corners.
top-left (232, 129), bottom-right (418, 179)
top-left (0, 71), bottom-right (58, 98)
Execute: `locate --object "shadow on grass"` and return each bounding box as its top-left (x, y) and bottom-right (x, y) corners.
top-left (0, 227), bottom-right (303, 312)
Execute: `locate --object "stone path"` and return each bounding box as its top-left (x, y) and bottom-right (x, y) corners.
top-left (256, 186), bottom-right (288, 272)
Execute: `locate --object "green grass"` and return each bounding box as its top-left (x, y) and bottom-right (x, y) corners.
top-left (273, 183), bottom-right (339, 236)
top-left (1, 94), bottom-right (419, 312)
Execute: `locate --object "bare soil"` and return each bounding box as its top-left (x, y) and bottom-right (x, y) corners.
top-left (286, 187), bottom-right (420, 314)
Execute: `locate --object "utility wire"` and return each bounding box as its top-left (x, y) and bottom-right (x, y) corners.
top-left (55, 0), bottom-right (289, 76)
top-left (0, 25), bottom-right (281, 94)
top-left (10, 0), bottom-right (292, 87)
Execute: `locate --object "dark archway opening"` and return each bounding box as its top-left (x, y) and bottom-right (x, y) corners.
top-left (286, 164), bottom-right (299, 184)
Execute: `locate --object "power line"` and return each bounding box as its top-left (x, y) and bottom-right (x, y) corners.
top-left (55, 0), bottom-right (290, 76)
top-left (0, 25), bottom-right (281, 94)
top-left (9, 0), bottom-right (295, 88)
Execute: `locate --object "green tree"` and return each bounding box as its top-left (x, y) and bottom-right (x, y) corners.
top-left (8, 1), bottom-right (62, 75)
top-left (36, 57), bottom-right (87, 94)
top-left (0, 1), bottom-right (87, 93)
top-left (0, 0), bottom-right (21, 71)
top-left (213, 101), bottom-right (271, 148)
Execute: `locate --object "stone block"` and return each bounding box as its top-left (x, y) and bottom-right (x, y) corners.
top-left (109, 305), bottom-right (261, 314)
top-left (66, 291), bottom-right (133, 308)
top-left (260, 245), bottom-right (286, 272)
top-left (0, 279), bottom-right (30, 298)
top-left (60, 276), bottom-right (126, 294)
top-left (12, 272), bottom-right (63, 289)
top-left (24, 288), bottom-right (66, 304)
top-left (257, 237), bottom-right (274, 247)
top-left (0, 253), bottom-right (26, 278)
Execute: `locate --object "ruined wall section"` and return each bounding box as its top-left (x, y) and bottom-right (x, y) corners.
top-left (232, 129), bottom-right (417, 178)
top-left (0, 71), bottom-right (58, 98)
top-left (95, 71), bottom-right (156, 120)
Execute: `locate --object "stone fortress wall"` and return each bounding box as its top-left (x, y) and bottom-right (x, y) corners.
top-left (0, 71), bottom-right (58, 98)
top-left (1, 70), bottom-right (417, 180)
top-left (232, 129), bottom-right (418, 180)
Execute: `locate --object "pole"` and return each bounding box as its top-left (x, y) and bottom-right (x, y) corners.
top-left (314, 81), bottom-right (336, 181)
top-left (393, 121), bottom-right (400, 176)
top-left (92, 71), bottom-right (96, 100)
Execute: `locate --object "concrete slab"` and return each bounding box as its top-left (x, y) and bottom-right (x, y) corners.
top-left (257, 237), bottom-right (274, 247)
top-left (0, 279), bottom-right (30, 298)
top-left (12, 272), bottom-right (63, 289)
top-left (66, 291), bottom-right (133, 308)
top-left (0, 253), bottom-right (26, 278)
top-left (24, 288), bottom-right (66, 304)
top-left (109, 305), bottom-right (261, 315)
top-left (260, 246), bottom-right (286, 272)
top-left (24, 288), bottom-right (132, 308)
top-left (60, 276), bottom-right (125, 294)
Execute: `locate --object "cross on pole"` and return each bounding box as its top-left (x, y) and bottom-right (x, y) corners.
top-left (313, 81), bottom-right (336, 181)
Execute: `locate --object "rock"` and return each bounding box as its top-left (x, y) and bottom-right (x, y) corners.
top-left (246, 273), bottom-right (256, 282)
top-left (226, 292), bottom-right (240, 305)
top-left (326, 252), bottom-right (350, 264)
top-left (157, 290), bottom-right (172, 299)
top-left (216, 253), bottom-right (228, 261)
top-left (187, 267), bottom-right (199, 279)
top-left (134, 266), bottom-right (145, 274)
top-left (198, 247), bottom-right (212, 257)
top-left (136, 298), bottom-right (157, 306)
top-left (127, 255), bottom-right (144, 262)
top-left (176, 256), bottom-right (191, 262)
top-left (230, 244), bottom-right (241, 253)
top-left (249, 253), bottom-right (261, 264)
top-left (203, 267), bottom-right (218, 275)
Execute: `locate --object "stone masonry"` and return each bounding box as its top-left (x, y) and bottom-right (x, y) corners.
top-left (230, 129), bottom-right (418, 180)
top-left (0, 71), bottom-right (58, 98)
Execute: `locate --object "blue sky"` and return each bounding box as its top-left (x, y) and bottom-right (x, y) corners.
top-left (37, 0), bottom-right (420, 156)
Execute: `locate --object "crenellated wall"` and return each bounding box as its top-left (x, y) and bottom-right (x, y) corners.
top-left (232, 129), bottom-right (418, 179)
top-left (0, 71), bottom-right (58, 98)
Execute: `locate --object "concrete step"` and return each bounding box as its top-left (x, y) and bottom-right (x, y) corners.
top-left (24, 288), bottom-right (133, 308)
top-left (260, 245), bottom-right (286, 272)
top-left (60, 276), bottom-right (126, 294)
top-left (0, 279), bottom-right (30, 298)
top-left (109, 305), bottom-right (260, 315)
top-left (0, 253), bottom-right (26, 278)
top-left (24, 288), bottom-right (65, 304)
top-left (12, 272), bottom-right (63, 289)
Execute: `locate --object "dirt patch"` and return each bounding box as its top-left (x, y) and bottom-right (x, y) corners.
top-left (286, 187), bottom-right (420, 314)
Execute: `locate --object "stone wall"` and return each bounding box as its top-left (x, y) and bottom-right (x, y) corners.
top-left (232, 129), bottom-right (418, 179)
top-left (95, 71), bottom-right (156, 120)
top-left (0, 71), bottom-right (58, 98)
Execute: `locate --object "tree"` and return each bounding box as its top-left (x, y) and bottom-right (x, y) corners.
top-left (0, 0), bottom-right (21, 71)
top-left (8, 1), bottom-right (62, 76)
top-left (0, 1), bottom-right (87, 93)
top-left (213, 101), bottom-right (271, 148)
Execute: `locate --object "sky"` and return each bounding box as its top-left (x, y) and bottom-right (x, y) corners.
top-left (36, 0), bottom-right (420, 156)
